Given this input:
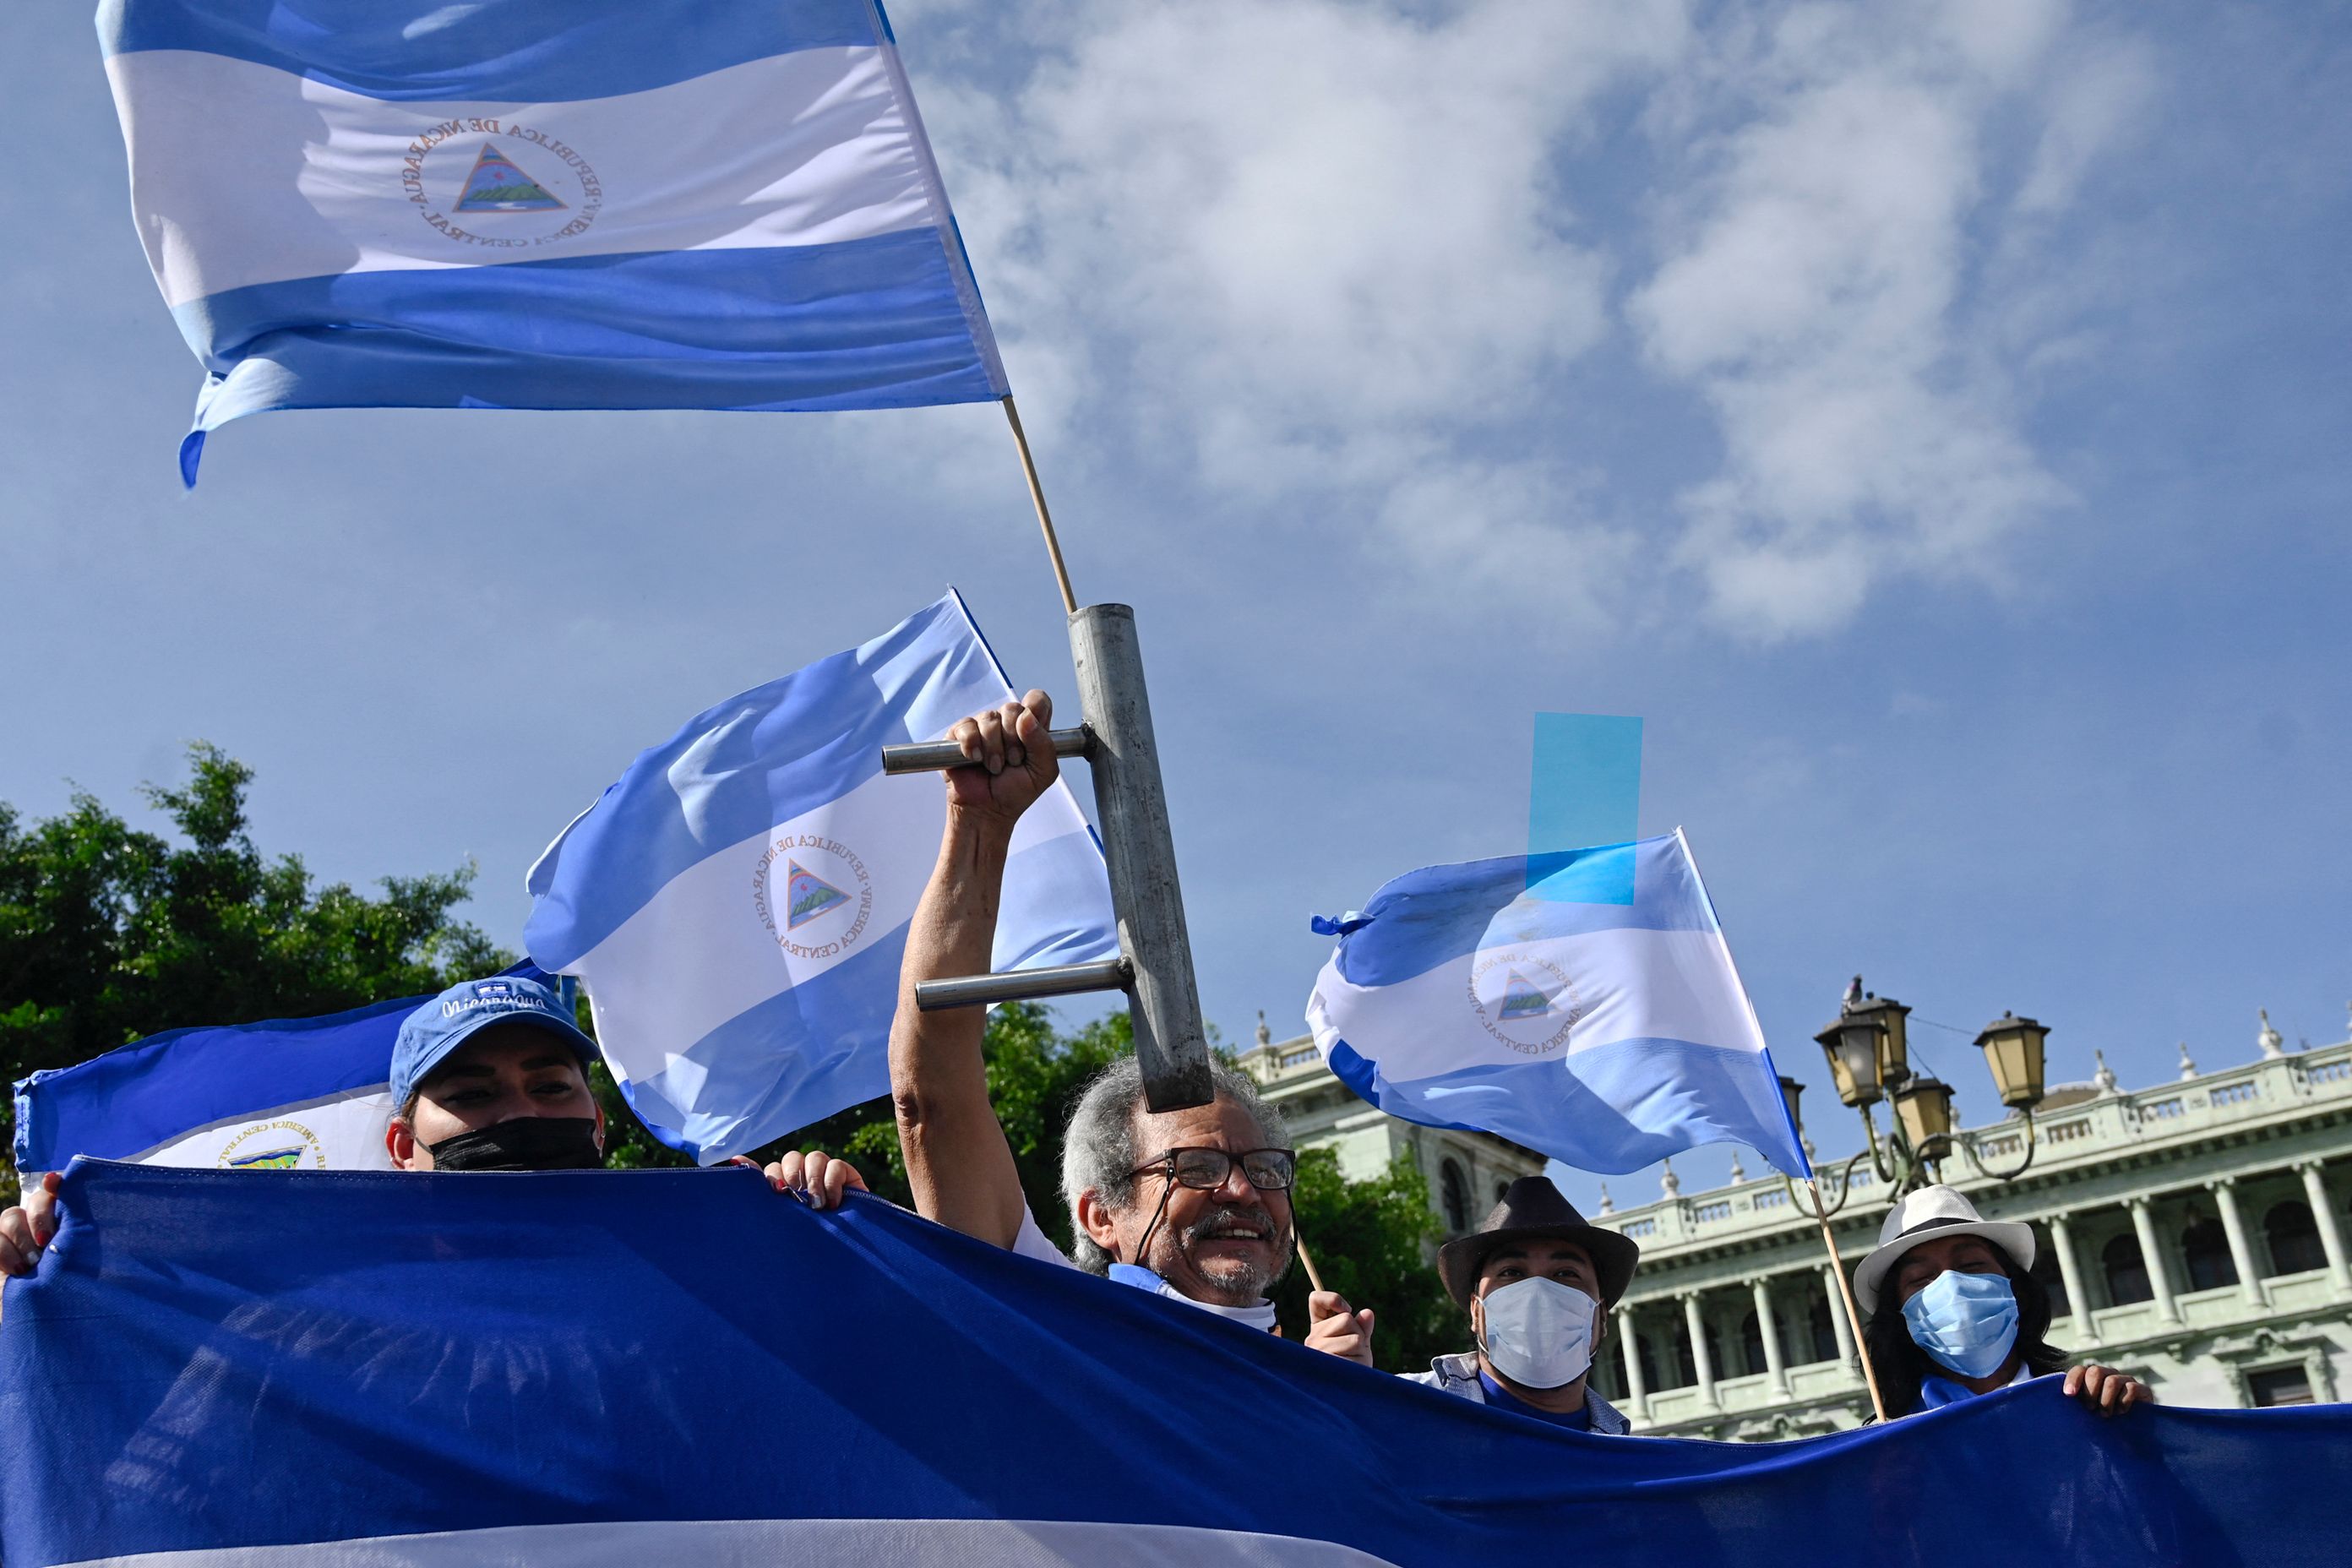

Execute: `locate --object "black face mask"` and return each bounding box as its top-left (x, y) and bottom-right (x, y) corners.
top-left (426, 1117), bottom-right (605, 1172)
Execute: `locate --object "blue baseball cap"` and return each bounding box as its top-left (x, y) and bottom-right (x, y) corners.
top-left (391, 975), bottom-right (599, 1110)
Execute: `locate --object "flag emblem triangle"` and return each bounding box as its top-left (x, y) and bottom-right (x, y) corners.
top-left (454, 143), bottom-right (567, 213)
top-left (1496, 968), bottom-right (1556, 1021)
top-left (784, 861), bottom-right (851, 929)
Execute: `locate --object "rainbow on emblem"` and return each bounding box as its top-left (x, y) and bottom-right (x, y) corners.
top-left (454, 143), bottom-right (566, 213)
top-left (784, 861), bottom-right (851, 929)
top-left (1496, 968), bottom-right (1556, 1021)
top-left (226, 1146), bottom-right (306, 1170)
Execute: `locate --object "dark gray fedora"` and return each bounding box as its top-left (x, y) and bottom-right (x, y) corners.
top-left (1436, 1175), bottom-right (1641, 1308)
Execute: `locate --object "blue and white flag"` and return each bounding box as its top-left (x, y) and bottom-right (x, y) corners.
top-left (10, 963), bottom-right (561, 1179)
top-left (100, 0), bottom-right (1007, 482)
top-left (525, 591), bottom-right (1113, 1162)
top-left (3, 1162), bottom-right (2337, 1566)
top-left (1306, 832), bottom-right (1809, 1178)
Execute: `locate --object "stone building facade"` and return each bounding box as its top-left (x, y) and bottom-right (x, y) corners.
top-left (1585, 1016), bottom-right (2352, 1437)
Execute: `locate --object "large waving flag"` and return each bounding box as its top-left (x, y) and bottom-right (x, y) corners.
top-left (10, 962), bottom-right (561, 1179)
top-left (99, 0), bottom-right (1007, 482)
top-left (525, 591), bottom-right (1113, 1162)
top-left (1306, 832), bottom-right (1809, 1178)
top-left (4, 1161), bottom-right (2341, 1565)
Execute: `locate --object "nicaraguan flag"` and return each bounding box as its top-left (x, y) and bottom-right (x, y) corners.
top-left (525, 591), bottom-right (1113, 1163)
top-left (3, 1162), bottom-right (2333, 1565)
top-left (1306, 832), bottom-right (1809, 1178)
top-left (9, 961), bottom-right (564, 1181)
top-left (99, 0), bottom-right (1008, 483)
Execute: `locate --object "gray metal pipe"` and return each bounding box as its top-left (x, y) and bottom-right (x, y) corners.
top-left (914, 957), bottom-right (1131, 1012)
top-left (1068, 604), bottom-right (1214, 1112)
top-left (880, 726), bottom-right (1097, 776)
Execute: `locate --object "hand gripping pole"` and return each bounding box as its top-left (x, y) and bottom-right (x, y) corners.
top-left (876, 604), bottom-right (1215, 1113)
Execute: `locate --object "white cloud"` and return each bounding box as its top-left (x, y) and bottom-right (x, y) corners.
top-left (1627, 2), bottom-right (2152, 638)
top-left (893, 0), bottom-right (2153, 640)
top-left (917, 0), bottom-right (1684, 563)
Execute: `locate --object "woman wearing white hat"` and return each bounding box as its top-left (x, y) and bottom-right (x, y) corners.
top-left (1854, 1184), bottom-right (2152, 1419)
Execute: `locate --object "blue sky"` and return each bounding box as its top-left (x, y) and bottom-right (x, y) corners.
top-left (3, 0), bottom-right (2346, 1208)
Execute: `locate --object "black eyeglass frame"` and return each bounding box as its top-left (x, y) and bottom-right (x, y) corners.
top-left (1126, 1146), bottom-right (1298, 1192)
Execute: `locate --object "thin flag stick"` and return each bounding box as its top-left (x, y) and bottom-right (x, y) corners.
top-left (1001, 394), bottom-right (1078, 615)
top-left (1811, 1183), bottom-right (1888, 1423)
top-left (1296, 1233), bottom-right (1328, 1295)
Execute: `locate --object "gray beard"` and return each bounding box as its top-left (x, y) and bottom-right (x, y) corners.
top-left (1153, 1201), bottom-right (1288, 1302)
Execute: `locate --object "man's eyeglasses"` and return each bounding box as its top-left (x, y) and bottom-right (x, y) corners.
top-left (1128, 1146), bottom-right (1297, 1193)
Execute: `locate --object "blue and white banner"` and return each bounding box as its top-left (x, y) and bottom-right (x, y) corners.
top-left (99, 0), bottom-right (1008, 482)
top-left (1306, 832), bottom-right (1810, 1178)
top-left (525, 591), bottom-right (1113, 1163)
top-left (10, 962), bottom-right (561, 1179)
top-left (3, 1161), bottom-right (2340, 1565)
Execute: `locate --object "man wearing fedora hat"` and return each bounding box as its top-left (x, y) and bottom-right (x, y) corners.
top-left (1854, 1184), bottom-right (2150, 1420)
top-left (1407, 1175), bottom-right (1642, 1434)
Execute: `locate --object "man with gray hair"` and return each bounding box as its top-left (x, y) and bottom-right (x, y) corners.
top-left (887, 690), bottom-right (1375, 1360)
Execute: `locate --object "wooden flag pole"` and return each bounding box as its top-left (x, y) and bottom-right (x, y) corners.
top-left (1296, 1233), bottom-right (1328, 1295)
top-left (1811, 1183), bottom-right (1888, 1422)
top-left (1001, 394), bottom-right (1078, 615)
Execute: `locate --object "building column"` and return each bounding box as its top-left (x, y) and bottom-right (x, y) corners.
top-left (1751, 1276), bottom-right (1789, 1396)
top-left (1821, 1265), bottom-right (1859, 1371)
top-left (2046, 1211), bottom-right (2098, 1345)
top-left (2128, 1196), bottom-right (2180, 1323)
top-left (1616, 1304), bottom-right (1648, 1421)
top-left (1682, 1291), bottom-right (1719, 1411)
top-left (2210, 1179), bottom-right (2268, 1309)
top-left (2301, 1162), bottom-right (2352, 1293)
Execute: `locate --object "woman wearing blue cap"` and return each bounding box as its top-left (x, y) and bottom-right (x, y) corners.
top-left (1855, 1184), bottom-right (2151, 1419)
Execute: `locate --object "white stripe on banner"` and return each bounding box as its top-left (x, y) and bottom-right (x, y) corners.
top-left (61, 1516), bottom-right (1400, 1567)
top-left (128, 1086), bottom-right (396, 1172)
top-left (1310, 928), bottom-right (1759, 1081)
top-left (108, 46), bottom-right (932, 308)
top-left (573, 766), bottom-right (1094, 1085)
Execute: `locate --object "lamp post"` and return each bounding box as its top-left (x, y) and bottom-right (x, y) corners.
top-left (1790, 983), bottom-right (2049, 1219)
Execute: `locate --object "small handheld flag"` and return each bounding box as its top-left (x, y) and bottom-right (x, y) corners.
top-left (1305, 832), bottom-right (1809, 1179)
top-left (525, 591), bottom-right (1116, 1162)
top-left (99, 0), bottom-right (1008, 482)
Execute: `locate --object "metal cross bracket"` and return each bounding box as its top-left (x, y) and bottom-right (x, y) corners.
top-left (879, 603), bottom-right (1214, 1113)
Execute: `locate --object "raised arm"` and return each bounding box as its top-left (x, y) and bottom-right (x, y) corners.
top-left (889, 690), bottom-right (1059, 1250)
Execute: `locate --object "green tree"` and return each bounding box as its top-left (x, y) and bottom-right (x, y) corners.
top-left (0, 744), bottom-right (514, 1197)
top-left (1273, 1148), bottom-right (1459, 1374)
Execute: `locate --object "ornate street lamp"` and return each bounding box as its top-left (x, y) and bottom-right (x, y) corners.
top-left (1892, 1075), bottom-right (1954, 1164)
top-left (1814, 1010), bottom-right (1887, 1108)
top-left (1792, 982), bottom-right (2053, 1217)
top-left (1777, 1074), bottom-right (1805, 1139)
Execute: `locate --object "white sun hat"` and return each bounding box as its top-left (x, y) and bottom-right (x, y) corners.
top-left (1851, 1184), bottom-right (2036, 1315)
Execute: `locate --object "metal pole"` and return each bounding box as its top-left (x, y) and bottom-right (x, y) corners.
top-left (882, 726), bottom-right (1095, 776)
top-left (1069, 604), bottom-right (1213, 1112)
top-left (914, 957), bottom-right (1130, 1012)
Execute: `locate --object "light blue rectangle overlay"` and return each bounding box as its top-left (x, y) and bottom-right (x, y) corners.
top-left (1528, 712), bottom-right (1641, 903)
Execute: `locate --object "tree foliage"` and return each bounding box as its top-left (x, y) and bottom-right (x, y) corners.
top-left (1273, 1148), bottom-right (1461, 1373)
top-left (0, 744), bottom-right (511, 1194)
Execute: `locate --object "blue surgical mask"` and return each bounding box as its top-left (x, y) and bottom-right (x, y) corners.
top-left (1900, 1269), bottom-right (2020, 1379)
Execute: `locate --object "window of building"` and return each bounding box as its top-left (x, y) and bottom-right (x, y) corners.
top-left (2181, 1215), bottom-right (2238, 1293)
top-left (1440, 1158), bottom-right (1468, 1233)
top-left (1739, 1311), bottom-right (1766, 1379)
top-left (1636, 1331), bottom-right (1661, 1393)
top-left (1494, 1182), bottom-right (1511, 1206)
top-left (2029, 1227), bottom-right (2071, 1318)
top-left (1805, 1296), bottom-right (1839, 1365)
top-left (2248, 1366), bottom-right (2314, 1407)
top-left (2102, 1233), bottom-right (2153, 1306)
top-left (2264, 1200), bottom-right (2328, 1277)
